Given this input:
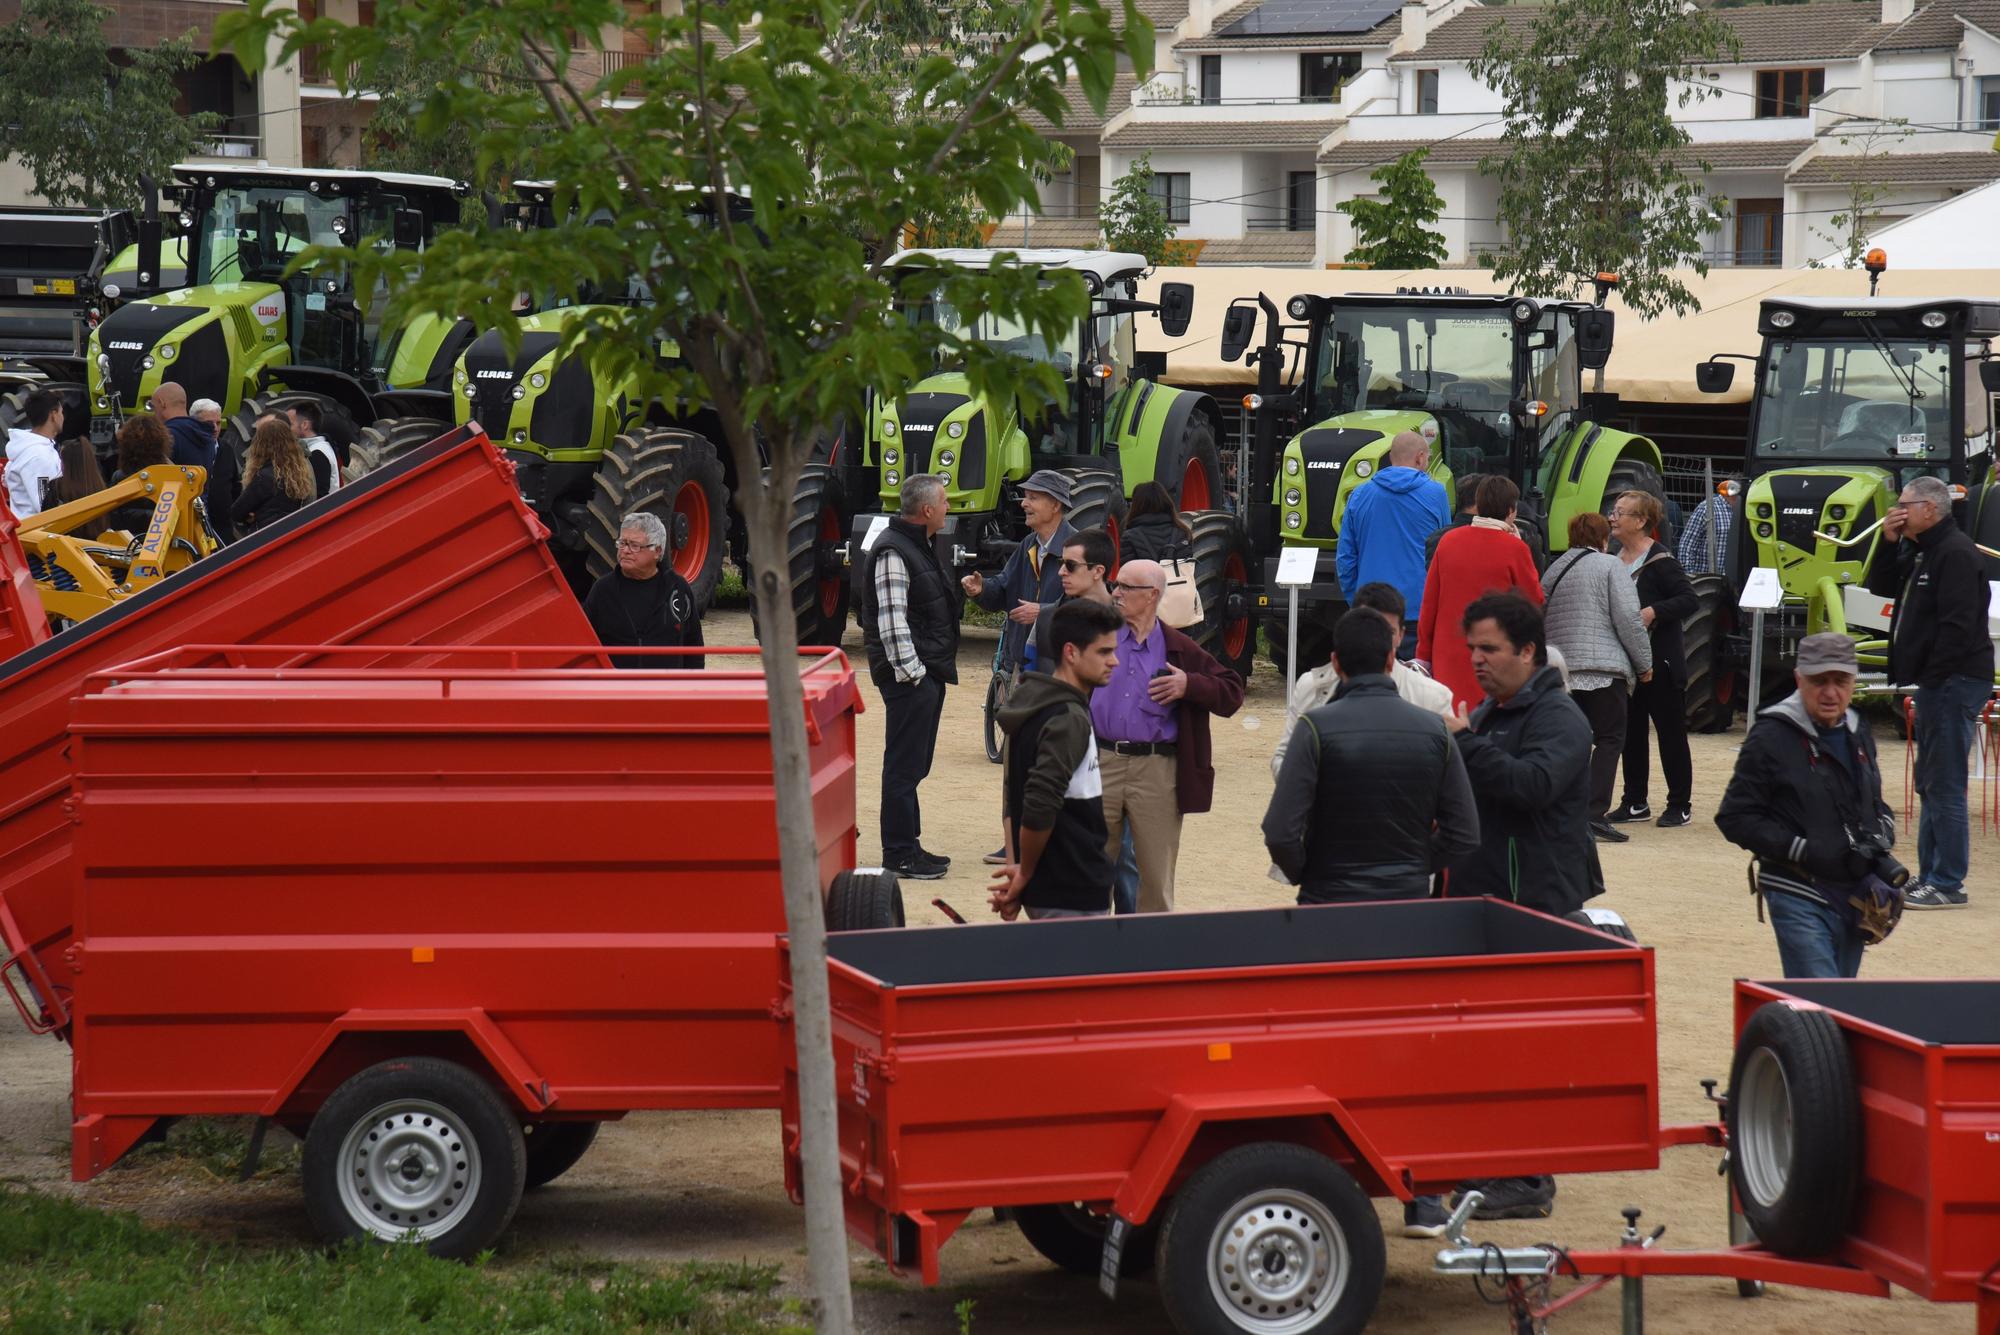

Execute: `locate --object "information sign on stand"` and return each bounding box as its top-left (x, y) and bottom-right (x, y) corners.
top-left (1276, 547), bottom-right (1319, 691)
top-left (1739, 568), bottom-right (1783, 719)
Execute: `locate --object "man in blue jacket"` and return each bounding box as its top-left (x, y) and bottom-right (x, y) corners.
top-left (1335, 430), bottom-right (1451, 659)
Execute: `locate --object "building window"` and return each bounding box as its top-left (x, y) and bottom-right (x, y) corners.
top-left (1288, 171), bottom-right (1316, 231)
top-left (1755, 68), bottom-right (1825, 118)
top-left (1415, 68), bottom-right (1440, 114)
top-left (1148, 172), bottom-right (1191, 224)
top-left (1300, 52), bottom-right (1361, 103)
top-left (1733, 198), bottom-right (1782, 266)
top-left (1981, 75), bottom-right (2000, 130)
top-left (1199, 55), bottom-right (1222, 105)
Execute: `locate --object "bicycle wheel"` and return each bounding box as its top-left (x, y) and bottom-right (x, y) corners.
top-left (984, 668), bottom-right (1013, 764)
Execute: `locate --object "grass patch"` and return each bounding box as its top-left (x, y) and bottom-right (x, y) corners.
top-left (0, 1185), bottom-right (806, 1333)
top-left (121, 1117), bottom-right (300, 1182)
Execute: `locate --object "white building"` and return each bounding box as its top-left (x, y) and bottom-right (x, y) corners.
top-left (1030, 0), bottom-right (2000, 268)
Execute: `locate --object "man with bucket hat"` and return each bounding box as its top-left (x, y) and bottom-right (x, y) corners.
top-left (1717, 633), bottom-right (1904, 979)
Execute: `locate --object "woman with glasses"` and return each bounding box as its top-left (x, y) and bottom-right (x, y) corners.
top-left (1606, 489), bottom-right (1697, 830)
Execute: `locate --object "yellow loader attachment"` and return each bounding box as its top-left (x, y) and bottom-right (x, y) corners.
top-left (18, 464), bottom-right (220, 623)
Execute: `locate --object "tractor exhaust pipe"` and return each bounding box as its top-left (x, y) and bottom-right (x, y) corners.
top-left (135, 175), bottom-right (163, 298)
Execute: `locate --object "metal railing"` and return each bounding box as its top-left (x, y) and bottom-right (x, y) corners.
top-left (1246, 215), bottom-right (1314, 233)
top-left (601, 49), bottom-right (658, 74)
top-left (196, 135), bottom-right (263, 159)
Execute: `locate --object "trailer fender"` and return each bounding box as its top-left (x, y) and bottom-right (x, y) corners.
top-left (1110, 1088), bottom-right (1409, 1227)
top-left (262, 1009), bottom-right (553, 1121)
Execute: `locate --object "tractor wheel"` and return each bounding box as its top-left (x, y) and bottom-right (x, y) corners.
top-left (1063, 467), bottom-right (1127, 559)
top-left (1171, 413), bottom-right (1226, 513)
top-left (0, 382), bottom-right (87, 437)
top-left (824, 869), bottom-right (905, 932)
top-left (222, 391), bottom-right (359, 473)
top-left (1190, 509), bottom-right (1255, 681)
top-left (583, 428), bottom-right (730, 609)
top-left (521, 1120), bottom-right (600, 1190)
top-left (1264, 614), bottom-right (1334, 680)
top-left (1602, 459), bottom-right (1669, 542)
top-left (1683, 573), bottom-right (1735, 733)
top-left (781, 463), bottom-right (850, 649)
top-left (1726, 1002), bottom-right (1859, 1258)
top-left (302, 1056), bottom-right (526, 1259)
top-left (1973, 479), bottom-right (2000, 582)
top-left (346, 417), bottom-right (450, 484)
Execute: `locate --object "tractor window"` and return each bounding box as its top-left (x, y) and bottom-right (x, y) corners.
top-left (1316, 307), bottom-right (1515, 415)
top-left (1755, 339), bottom-right (1954, 461)
top-left (1093, 310), bottom-right (1136, 395)
top-left (1529, 312), bottom-right (1579, 418)
top-left (194, 186), bottom-right (341, 285)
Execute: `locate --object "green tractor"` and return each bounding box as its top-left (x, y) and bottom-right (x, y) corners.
top-left (1694, 292), bottom-right (2000, 691)
top-left (1219, 283), bottom-right (1729, 715)
top-left (82, 164), bottom-right (477, 467)
top-left (842, 248), bottom-right (1253, 674)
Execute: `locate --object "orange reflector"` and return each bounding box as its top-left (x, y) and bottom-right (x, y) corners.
top-left (1092, 364), bottom-right (1114, 380)
top-left (1526, 400), bottom-right (1549, 417)
top-left (1207, 1043), bottom-right (1233, 1062)
top-left (1950, 484), bottom-right (1967, 500)
top-left (1243, 394), bottom-right (1263, 410)
top-left (1719, 479), bottom-right (1742, 497)
top-left (411, 947), bottom-right (435, 964)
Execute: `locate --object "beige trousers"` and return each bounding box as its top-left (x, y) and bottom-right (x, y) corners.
top-left (1098, 749), bottom-right (1182, 912)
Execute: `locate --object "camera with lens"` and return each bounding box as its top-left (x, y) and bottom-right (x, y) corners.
top-left (1844, 823), bottom-right (1909, 889)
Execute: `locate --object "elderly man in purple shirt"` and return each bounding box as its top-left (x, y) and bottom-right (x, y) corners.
top-left (1093, 557), bottom-right (1245, 911)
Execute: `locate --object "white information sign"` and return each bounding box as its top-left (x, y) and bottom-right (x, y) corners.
top-left (859, 515), bottom-right (890, 553)
top-left (1276, 546), bottom-right (1318, 588)
top-left (1740, 567), bottom-right (1784, 613)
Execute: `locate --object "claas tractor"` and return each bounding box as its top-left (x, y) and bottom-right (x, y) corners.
top-left (82, 164), bottom-right (477, 470)
top-left (1695, 284), bottom-right (2000, 691)
top-left (1218, 282), bottom-right (1728, 710)
top-left (843, 248), bottom-right (1254, 674)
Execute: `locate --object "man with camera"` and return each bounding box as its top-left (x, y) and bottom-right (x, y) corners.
top-left (1716, 633), bottom-right (1904, 979)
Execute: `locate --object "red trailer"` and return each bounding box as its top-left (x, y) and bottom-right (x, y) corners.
top-left (1433, 978), bottom-right (2000, 1334)
top-left (0, 427), bottom-right (592, 1041)
top-left (57, 644), bottom-right (875, 1256)
top-left (782, 900), bottom-right (1659, 1334)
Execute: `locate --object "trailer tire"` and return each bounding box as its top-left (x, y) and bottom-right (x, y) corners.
top-left (304, 1056), bottom-right (527, 1259)
top-left (1156, 1142), bottom-right (1384, 1335)
top-left (1682, 574), bottom-right (1734, 733)
top-left (1190, 510), bottom-right (1255, 682)
top-left (347, 416), bottom-right (450, 484)
top-left (1014, 1203), bottom-right (1156, 1278)
top-left (825, 869), bottom-right (905, 932)
top-left (1726, 1002), bottom-right (1859, 1258)
top-left (584, 428), bottom-right (730, 609)
top-left (522, 1121), bottom-right (599, 1189)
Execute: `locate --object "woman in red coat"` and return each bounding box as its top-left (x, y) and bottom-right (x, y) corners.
top-left (1418, 475), bottom-right (1545, 710)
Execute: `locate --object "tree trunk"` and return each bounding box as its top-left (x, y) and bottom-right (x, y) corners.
top-left (736, 459), bottom-right (855, 1333)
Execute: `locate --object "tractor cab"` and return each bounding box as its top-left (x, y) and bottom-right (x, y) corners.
top-left (86, 165), bottom-right (468, 455)
top-left (1696, 295), bottom-right (2000, 641)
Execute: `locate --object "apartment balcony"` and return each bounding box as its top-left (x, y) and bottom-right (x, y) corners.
top-left (191, 134), bottom-right (265, 161)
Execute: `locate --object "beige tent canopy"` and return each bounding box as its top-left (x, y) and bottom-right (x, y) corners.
top-left (1135, 266), bottom-right (2000, 405)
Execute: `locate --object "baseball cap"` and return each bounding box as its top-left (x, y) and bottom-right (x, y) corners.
top-left (1020, 469), bottom-right (1072, 507)
top-left (1796, 632), bottom-right (1858, 676)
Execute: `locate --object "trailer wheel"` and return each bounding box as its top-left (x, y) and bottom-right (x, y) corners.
top-left (1014, 1203), bottom-right (1156, 1277)
top-left (1726, 1003), bottom-right (1859, 1258)
top-left (522, 1120), bottom-right (599, 1190)
top-left (583, 428), bottom-right (730, 609)
top-left (346, 416), bottom-right (450, 484)
top-left (303, 1056), bottom-right (526, 1259)
top-left (1190, 510), bottom-right (1256, 682)
top-left (1156, 1142), bottom-right (1384, 1335)
top-left (825, 869), bottom-right (905, 932)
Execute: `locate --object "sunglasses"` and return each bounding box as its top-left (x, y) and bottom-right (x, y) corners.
top-left (1060, 559), bottom-right (1101, 574)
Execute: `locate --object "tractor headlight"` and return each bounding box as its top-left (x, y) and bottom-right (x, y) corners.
top-left (1511, 300), bottom-right (1537, 325)
top-left (513, 429), bottom-right (527, 443)
top-left (1920, 310), bottom-right (1947, 329)
top-left (1284, 488), bottom-right (1301, 506)
top-left (454, 367), bottom-right (466, 384)
top-left (1354, 459), bottom-right (1373, 478)
top-left (938, 449), bottom-right (955, 468)
top-left (1769, 310), bottom-right (1796, 330)
top-left (529, 371), bottom-right (546, 389)
top-left (1829, 504), bottom-right (1847, 520)
top-left (885, 470), bottom-right (900, 486)
top-left (140, 355), bottom-right (154, 370)
top-left (1756, 523), bottom-right (1773, 538)
top-left (463, 383), bottom-right (478, 398)
top-left (1285, 456), bottom-right (1301, 477)
top-left (1287, 295), bottom-right (1312, 320)
top-left (510, 386), bottom-right (525, 400)
top-left (1753, 502), bottom-right (1771, 518)
top-left (157, 343), bottom-right (175, 361)
top-left (95, 395), bottom-right (108, 408)
top-left (1286, 511), bottom-right (1301, 528)
top-left (945, 420), bottom-right (964, 439)
top-left (883, 448), bottom-right (899, 466)
top-left (96, 353), bottom-right (111, 375)
top-left (881, 420), bottom-right (898, 437)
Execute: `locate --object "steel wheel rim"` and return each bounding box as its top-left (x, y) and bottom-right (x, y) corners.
top-left (670, 479), bottom-right (710, 582)
top-left (1221, 553), bottom-right (1250, 658)
top-left (1737, 1047), bottom-right (1793, 1207)
top-left (1182, 457), bottom-right (1212, 511)
top-left (816, 505), bottom-right (843, 618)
top-left (336, 1097), bottom-right (482, 1241)
top-left (1205, 1187), bottom-right (1348, 1332)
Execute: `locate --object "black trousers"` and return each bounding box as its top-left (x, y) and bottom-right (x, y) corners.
top-left (1572, 681), bottom-right (1629, 821)
top-left (1622, 674), bottom-right (1691, 811)
top-left (880, 674), bottom-right (946, 860)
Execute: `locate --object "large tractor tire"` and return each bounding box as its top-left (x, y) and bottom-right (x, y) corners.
top-left (1683, 573), bottom-right (1735, 733)
top-left (1190, 509), bottom-right (1255, 681)
top-left (778, 463), bottom-right (850, 649)
top-left (346, 416), bottom-right (451, 484)
top-left (1169, 412), bottom-right (1226, 513)
top-left (1063, 467), bottom-right (1127, 558)
top-left (0, 381), bottom-right (87, 437)
top-left (221, 390), bottom-right (359, 472)
top-left (1726, 1002), bottom-right (1860, 1259)
top-left (1264, 613), bottom-right (1333, 680)
top-left (583, 428), bottom-right (730, 609)
top-left (1972, 479), bottom-right (2000, 582)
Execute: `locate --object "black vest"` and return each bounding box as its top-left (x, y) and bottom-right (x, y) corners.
top-left (1295, 675), bottom-right (1454, 901)
top-left (861, 517), bottom-right (960, 689)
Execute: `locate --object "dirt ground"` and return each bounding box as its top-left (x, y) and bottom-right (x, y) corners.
top-left (0, 607), bottom-right (1987, 1333)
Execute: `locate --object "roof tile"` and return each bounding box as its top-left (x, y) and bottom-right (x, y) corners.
top-left (1874, 0), bottom-right (2000, 49)
top-left (1787, 151), bottom-right (2000, 185)
top-left (1022, 72), bottom-right (1142, 133)
top-left (1104, 118), bottom-right (1339, 149)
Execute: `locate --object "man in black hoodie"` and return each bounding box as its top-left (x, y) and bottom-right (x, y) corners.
top-left (990, 599), bottom-right (1122, 920)
top-left (1871, 476), bottom-right (1994, 909)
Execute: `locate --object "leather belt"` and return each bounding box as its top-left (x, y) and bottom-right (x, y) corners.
top-left (1101, 739), bottom-right (1177, 757)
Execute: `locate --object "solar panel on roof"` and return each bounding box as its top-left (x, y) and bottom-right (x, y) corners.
top-left (1219, 0), bottom-right (1402, 36)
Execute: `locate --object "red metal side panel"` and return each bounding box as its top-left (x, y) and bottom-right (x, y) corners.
top-left (65, 656), bottom-right (860, 1153)
top-left (788, 922), bottom-right (1657, 1248)
top-left (0, 495), bottom-right (50, 663)
top-left (0, 429), bottom-right (591, 1037)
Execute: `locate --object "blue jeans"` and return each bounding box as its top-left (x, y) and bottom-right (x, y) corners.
top-left (1397, 621), bottom-right (1418, 662)
top-left (1764, 891), bottom-right (1863, 979)
top-left (1114, 825), bottom-right (1139, 915)
top-left (1913, 674), bottom-right (1988, 895)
